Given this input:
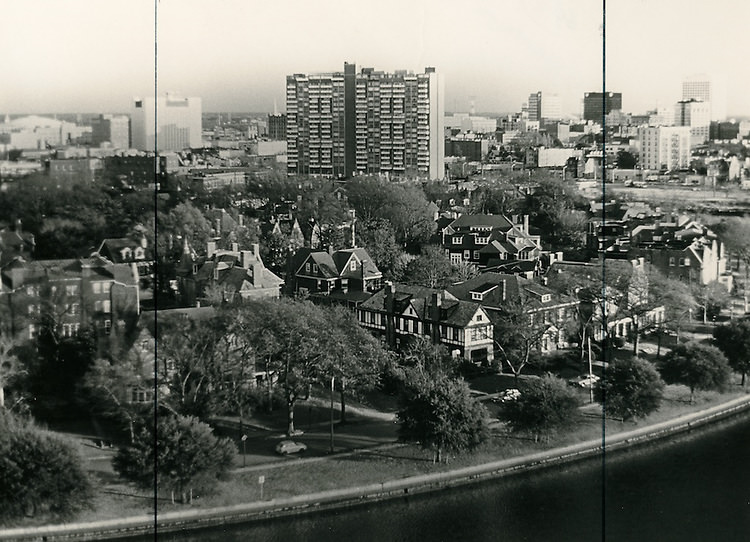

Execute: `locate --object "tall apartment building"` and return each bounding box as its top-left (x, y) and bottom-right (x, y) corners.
top-left (638, 126), bottom-right (691, 171)
top-left (682, 74), bottom-right (727, 121)
top-left (268, 113), bottom-right (287, 140)
top-left (583, 92), bottom-right (622, 122)
top-left (675, 99), bottom-right (711, 145)
top-left (130, 93), bottom-right (202, 151)
top-left (90, 114), bottom-right (130, 149)
top-left (286, 63), bottom-right (444, 180)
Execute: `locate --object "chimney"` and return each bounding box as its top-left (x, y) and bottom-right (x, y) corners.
top-left (384, 281), bottom-right (395, 312)
top-left (430, 292), bottom-right (443, 345)
top-left (207, 240), bottom-right (217, 257)
top-left (231, 242), bottom-right (239, 253)
top-left (215, 218), bottom-right (221, 235)
top-left (213, 264), bottom-right (219, 281)
top-left (252, 243), bottom-right (260, 257)
top-left (384, 281), bottom-right (396, 349)
top-left (238, 214), bottom-right (244, 227)
top-left (15, 219), bottom-right (22, 233)
top-left (240, 250), bottom-right (251, 268)
top-left (501, 279), bottom-right (506, 301)
top-left (523, 214), bottom-right (529, 233)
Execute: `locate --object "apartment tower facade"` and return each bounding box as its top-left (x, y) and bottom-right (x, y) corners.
top-left (130, 93), bottom-right (202, 152)
top-left (286, 63), bottom-right (444, 180)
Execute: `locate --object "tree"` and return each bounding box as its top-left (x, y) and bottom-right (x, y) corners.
top-left (0, 410), bottom-right (93, 522)
top-left (0, 332), bottom-right (21, 409)
top-left (357, 218), bottom-right (405, 280)
top-left (319, 306), bottom-right (389, 423)
top-left (397, 366), bottom-right (489, 462)
top-left (501, 375), bottom-right (580, 441)
top-left (718, 218), bottom-right (750, 299)
top-left (713, 319), bottom-right (750, 386)
top-left (648, 271), bottom-right (695, 351)
top-left (235, 299), bottom-right (328, 436)
top-left (113, 412), bottom-right (235, 504)
top-left (595, 357), bottom-right (665, 420)
top-left (660, 342), bottom-right (731, 403)
top-left (692, 281), bottom-right (731, 323)
top-left (402, 245), bottom-right (455, 288)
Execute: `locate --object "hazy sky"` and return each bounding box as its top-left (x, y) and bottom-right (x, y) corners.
top-left (2, 0), bottom-right (749, 117)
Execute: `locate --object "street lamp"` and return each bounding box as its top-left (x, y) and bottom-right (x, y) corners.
top-left (241, 434), bottom-right (247, 467)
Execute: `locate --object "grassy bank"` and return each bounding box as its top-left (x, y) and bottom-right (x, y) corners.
top-left (34, 381), bottom-right (748, 527)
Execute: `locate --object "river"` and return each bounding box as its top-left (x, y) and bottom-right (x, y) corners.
top-left (152, 412), bottom-right (750, 542)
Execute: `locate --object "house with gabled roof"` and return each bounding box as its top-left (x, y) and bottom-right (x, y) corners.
top-left (96, 234), bottom-right (153, 290)
top-left (289, 246), bottom-right (382, 303)
top-left (0, 220), bottom-right (35, 266)
top-left (180, 242), bottom-right (284, 306)
top-left (441, 213), bottom-right (542, 271)
top-left (357, 282), bottom-right (494, 363)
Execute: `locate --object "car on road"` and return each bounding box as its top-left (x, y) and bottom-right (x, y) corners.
top-left (275, 440), bottom-right (308, 455)
top-left (568, 374), bottom-right (601, 388)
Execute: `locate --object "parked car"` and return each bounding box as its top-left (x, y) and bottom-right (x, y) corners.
top-left (275, 440), bottom-right (308, 455)
top-left (568, 374), bottom-right (600, 388)
top-left (496, 388), bottom-right (521, 402)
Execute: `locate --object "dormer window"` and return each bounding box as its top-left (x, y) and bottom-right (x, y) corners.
top-left (541, 294), bottom-right (551, 303)
top-left (476, 236), bottom-right (489, 245)
top-left (471, 292), bottom-right (483, 301)
top-left (452, 236), bottom-right (462, 244)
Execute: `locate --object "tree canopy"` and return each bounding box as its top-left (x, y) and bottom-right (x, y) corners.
top-left (595, 357), bottom-right (665, 421)
top-left (659, 342), bottom-right (731, 402)
top-left (713, 319), bottom-right (750, 386)
top-left (0, 410), bottom-right (93, 522)
top-left (113, 412), bottom-right (235, 504)
top-left (396, 363), bottom-right (489, 462)
top-left (501, 375), bottom-right (580, 440)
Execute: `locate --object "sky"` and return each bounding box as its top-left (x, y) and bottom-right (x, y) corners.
top-left (2, 0), bottom-right (749, 117)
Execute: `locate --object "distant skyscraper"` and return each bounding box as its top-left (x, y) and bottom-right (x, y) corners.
top-left (682, 74), bottom-right (727, 121)
top-left (130, 93), bottom-right (202, 151)
top-left (638, 125), bottom-right (691, 171)
top-left (527, 92), bottom-right (542, 122)
top-left (268, 114), bottom-right (287, 140)
top-left (674, 99), bottom-right (711, 145)
top-left (541, 94), bottom-right (562, 121)
top-left (91, 114), bottom-right (130, 149)
top-left (583, 92), bottom-right (622, 122)
top-left (286, 63), bottom-right (444, 180)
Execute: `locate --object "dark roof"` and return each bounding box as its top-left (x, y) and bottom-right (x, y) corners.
top-left (448, 214), bottom-right (512, 231)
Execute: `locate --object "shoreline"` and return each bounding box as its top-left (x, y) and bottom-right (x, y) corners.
top-left (2, 394), bottom-right (749, 541)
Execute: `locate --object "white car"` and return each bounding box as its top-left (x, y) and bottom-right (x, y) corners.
top-left (497, 388), bottom-right (521, 402)
top-left (275, 440), bottom-right (308, 455)
top-left (569, 374), bottom-right (601, 388)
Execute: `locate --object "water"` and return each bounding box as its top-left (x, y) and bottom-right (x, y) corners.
top-left (152, 413), bottom-right (750, 541)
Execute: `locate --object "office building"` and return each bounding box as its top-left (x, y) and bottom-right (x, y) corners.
top-left (286, 63), bottom-right (444, 180)
top-left (583, 92), bottom-right (622, 122)
top-left (638, 126), bottom-right (691, 171)
top-left (91, 114), bottom-right (130, 149)
top-left (541, 94), bottom-right (562, 121)
top-left (527, 92), bottom-right (542, 122)
top-left (130, 93), bottom-right (202, 151)
top-left (675, 99), bottom-right (711, 145)
top-left (682, 74), bottom-right (727, 121)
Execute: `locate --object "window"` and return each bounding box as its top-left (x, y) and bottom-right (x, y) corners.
top-left (26, 285), bottom-right (39, 297)
top-left (102, 282), bottom-right (111, 294)
top-left (350, 260), bottom-right (357, 271)
top-left (450, 253), bottom-right (462, 265)
top-left (541, 294), bottom-right (551, 302)
top-left (463, 250), bottom-right (470, 260)
top-left (305, 262), bottom-right (311, 272)
top-left (104, 320), bottom-right (112, 334)
top-left (683, 258), bottom-right (690, 267)
top-left (669, 257), bottom-right (676, 267)
top-left (28, 304), bottom-right (37, 315)
top-left (476, 236), bottom-right (489, 245)
top-left (28, 324), bottom-right (36, 340)
top-left (312, 264), bottom-right (318, 273)
top-left (102, 300), bottom-right (111, 313)
top-left (471, 292), bottom-right (483, 301)
top-left (92, 282), bottom-right (102, 294)
top-left (66, 284), bottom-right (78, 297)
top-left (473, 251), bottom-right (480, 260)
top-left (70, 303), bottom-right (79, 316)
top-left (476, 313), bottom-right (483, 321)
top-left (452, 236), bottom-right (462, 244)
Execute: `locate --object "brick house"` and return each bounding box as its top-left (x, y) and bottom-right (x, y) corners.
top-left (0, 255), bottom-right (140, 350)
top-left (357, 282), bottom-right (494, 363)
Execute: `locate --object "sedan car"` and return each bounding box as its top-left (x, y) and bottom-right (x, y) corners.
top-left (569, 374), bottom-right (601, 388)
top-left (275, 440), bottom-right (308, 455)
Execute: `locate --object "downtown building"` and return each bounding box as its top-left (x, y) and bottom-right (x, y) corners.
top-left (674, 99), bottom-right (711, 145)
top-left (637, 125), bottom-right (691, 171)
top-left (583, 92), bottom-right (622, 122)
top-left (130, 93), bottom-right (202, 151)
top-left (682, 74), bottom-right (727, 122)
top-left (286, 63), bottom-right (445, 180)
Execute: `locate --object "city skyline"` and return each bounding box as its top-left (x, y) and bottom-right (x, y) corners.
top-left (2, 0), bottom-right (750, 118)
